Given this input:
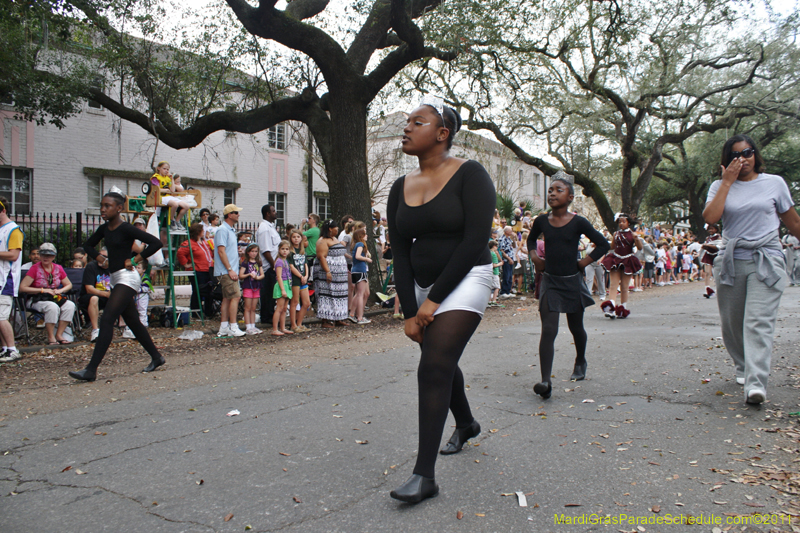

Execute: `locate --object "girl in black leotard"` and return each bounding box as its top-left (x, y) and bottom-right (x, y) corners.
top-left (527, 178), bottom-right (609, 399)
top-left (69, 190), bottom-right (165, 382)
top-left (387, 97), bottom-right (495, 504)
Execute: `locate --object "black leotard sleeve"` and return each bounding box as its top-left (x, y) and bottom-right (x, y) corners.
top-left (528, 215), bottom-right (609, 275)
top-left (84, 222), bottom-right (163, 273)
top-left (387, 160), bottom-right (495, 319)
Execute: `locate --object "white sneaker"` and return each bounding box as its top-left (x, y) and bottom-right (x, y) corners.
top-left (746, 388), bottom-right (766, 405)
top-left (90, 329), bottom-right (100, 342)
top-left (0, 350), bottom-right (21, 363)
top-left (122, 327), bottom-right (135, 339)
top-left (217, 326), bottom-right (232, 337)
top-left (357, 318), bottom-right (371, 325)
top-left (246, 328), bottom-right (261, 335)
top-left (736, 377), bottom-right (745, 385)
top-left (251, 326), bottom-right (263, 334)
top-left (228, 325), bottom-right (246, 337)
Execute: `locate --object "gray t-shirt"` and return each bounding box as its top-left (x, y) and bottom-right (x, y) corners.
top-left (706, 173), bottom-right (794, 260)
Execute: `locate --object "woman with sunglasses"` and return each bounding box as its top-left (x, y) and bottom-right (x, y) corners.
top-left (704, 134), bottom-right (800, 404)
top-left (19, 242), bottom-right (76, 345)
top-left (387, 98), bottom-right (495, 503)
top-left (69, 188), bottom-right (165, 381)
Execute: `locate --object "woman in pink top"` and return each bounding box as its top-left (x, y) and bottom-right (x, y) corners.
top-left (19, 242), bottom-right (76, 344)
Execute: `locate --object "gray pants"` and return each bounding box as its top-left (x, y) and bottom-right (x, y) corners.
top-left (586, 262), bottom-right (606, 298)
top-left (713, 256), bottom-right (786, 400)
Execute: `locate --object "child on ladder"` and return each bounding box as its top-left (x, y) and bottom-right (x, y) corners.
top-left (152, 161), bottom-right (190, 232)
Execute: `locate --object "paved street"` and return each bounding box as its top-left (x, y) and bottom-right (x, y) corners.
top-left (2, 284), bottom-right (799, 532)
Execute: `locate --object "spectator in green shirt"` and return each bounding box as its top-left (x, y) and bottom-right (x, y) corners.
top-left (304, 213), bottom-right (321, 263)
top-left (488, 240), bottom-right (502, 305)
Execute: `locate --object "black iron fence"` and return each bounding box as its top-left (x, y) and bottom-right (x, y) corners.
top-left (14, 212), bottom-right (267, 266)
top-left (15, 212), bottom-right (105, 266)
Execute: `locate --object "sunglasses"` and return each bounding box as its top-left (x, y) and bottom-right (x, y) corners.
top-left (730, 148), bottom-right (755, 160)
top-left (229, 211), bottom-right (239, 215)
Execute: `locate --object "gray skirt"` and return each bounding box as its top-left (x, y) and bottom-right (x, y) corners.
top-left (539, 272), bottom-right (594, 313)
top-left (110, 268), bottom-right (141, 291)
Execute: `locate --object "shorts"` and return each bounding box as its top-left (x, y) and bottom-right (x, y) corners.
top-left (415, 264), bottom-right (493, 317)
top-left (242, 288), bottom-right (259, 299)
top-left (79, 294), bottom-right (108, 311)
top-left (491, 274), bottom-right (501, 290)
top-left (0, 295), bottom-right (12, 321)
top-left (218, 274), bottom-right (241, 300)
top-left (351, 272), bottom-right (368, 284)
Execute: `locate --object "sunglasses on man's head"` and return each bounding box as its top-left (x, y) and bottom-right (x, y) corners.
top-left (730, 148), bottom-right (755, 160)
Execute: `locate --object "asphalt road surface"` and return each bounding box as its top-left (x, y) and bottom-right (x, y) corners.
top-left (2, 283), bottom-right (799, 532)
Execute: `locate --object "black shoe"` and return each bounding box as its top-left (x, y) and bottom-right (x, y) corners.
top-left (69, 368), bottom-right (96, 382)
top-left (570, 362), bottom-right (587, 381)
top-left (533, 381), bottom-right (552, 399)
top-left (390, 474), bottom-right (439, 503)
top-left (142, 356), bottom-right (166, 373)
top-left (440, 420), bottom-right (481, 455)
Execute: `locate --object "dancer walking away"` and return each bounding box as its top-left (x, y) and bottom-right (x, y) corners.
top-left (703, 134), bottom-right (800, 404)
top-left (701, 224), bottom-right (721, 298)
top-left (387, 97), bottom-right (495, 504)
top-left (69, 189), bottom-right (165, 381)
top-left (600, 214), bottom-right (643, 319)
top-left (528, 178), bottom-right (609, 399)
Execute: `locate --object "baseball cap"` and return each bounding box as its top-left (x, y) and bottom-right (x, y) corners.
top-left (132, 217), bottom-right (146, 226)
top-left (39, 242), bottom-right (57, 256)
top-left (223, 204), bottom-right (243, 215)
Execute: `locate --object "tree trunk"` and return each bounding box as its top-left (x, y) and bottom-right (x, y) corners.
top-left (323, 96), bottom-right (384, 301)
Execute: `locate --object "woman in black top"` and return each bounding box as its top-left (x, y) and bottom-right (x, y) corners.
top-left (69, 190), bottom-right (165, 382)
top-left (528, 178), bottom-right (609, 399)
top-left (387, 99), bottom-right (495, 504)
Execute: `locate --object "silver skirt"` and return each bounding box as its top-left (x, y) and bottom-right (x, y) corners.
top-left (415, 264), bottom-right (493, 317)
top-left (110, 268), bottom-right (142, 291)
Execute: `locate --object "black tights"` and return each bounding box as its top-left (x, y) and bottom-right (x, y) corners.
top-left (413, 310), bottom-right (482, 479)
top-left (538, 296), bottom-right (587, 383)
top-left (86, 284), bottom-right (162, 372)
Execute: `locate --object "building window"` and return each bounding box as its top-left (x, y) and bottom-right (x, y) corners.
top-left (519, 169), bottom-right (524, 189)
top-left (88, 76), bottom-right (104, 109)
top-left (268, 124), bottom-right (286, 150)
top-left (0, 167), bottom-right (32, 215)
top-left (268, 192), bottom-right (286, 229)
top-left (87, 175), bottom-right (102, 209)
top-left (496, 164), bottom-right (508, 191)
top-left (535, 174), bottom-right (542, 196)
top-left (224, 188), bottom-right (235, 206)
top-left (316, 196), bottom-right (331, 221)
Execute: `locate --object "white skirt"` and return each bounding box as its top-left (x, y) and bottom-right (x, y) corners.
top-left (414, 264), bottom-right (493, 317)
top-left (110, 268), bottom-right (142, 291)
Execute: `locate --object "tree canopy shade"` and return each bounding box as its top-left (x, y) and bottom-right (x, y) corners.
top-left (3, 0), bottom-right (462, 223)
top-left (407, 0), bottom-right (800, 230)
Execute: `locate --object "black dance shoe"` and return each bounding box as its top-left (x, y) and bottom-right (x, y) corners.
top-left (390, 474), bottom-right (439, 503)
top-left (440, 419), bottom-right (481, 455)
top-left (570, 362), bottom-right (587, 381)
top-left (69, 368), bottom-right (96, 382)
top-left (533, 381), bottom-right (552, 399)
top-left (142, 356), bottom-right (166, 373)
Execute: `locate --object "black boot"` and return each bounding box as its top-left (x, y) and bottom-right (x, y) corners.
top-left (390, 474), bottom-right (439, 503)
top-left (440, 419), bottom-right (481, 455)
top-left (143, 356), bottom-right (166, 373)
top-left (533, 381), bottom-right (552, 399)
top-left (69, 368), bottom-right (97, 382)
top-left (570, 362), bottom-right (587, 381)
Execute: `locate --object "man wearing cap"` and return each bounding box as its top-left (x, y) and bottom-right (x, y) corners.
top-left (0, 196), bottom-right (24, 362)
top-left (131, 217), bottom-right (148, 255)
top-left (214, 204), bottom-right (245, 337)
top-left (256, 204), bottom-right (281, 327)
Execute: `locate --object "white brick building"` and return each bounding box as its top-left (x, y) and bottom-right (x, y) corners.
top-left (0, 103), bottom-right (327, 229)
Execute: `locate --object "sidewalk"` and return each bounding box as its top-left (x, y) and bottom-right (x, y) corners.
top-left (1, 284), bottom-right (798, 532)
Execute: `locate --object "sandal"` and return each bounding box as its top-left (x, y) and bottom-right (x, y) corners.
top-left (57, 339), bottom-right (71, 345)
